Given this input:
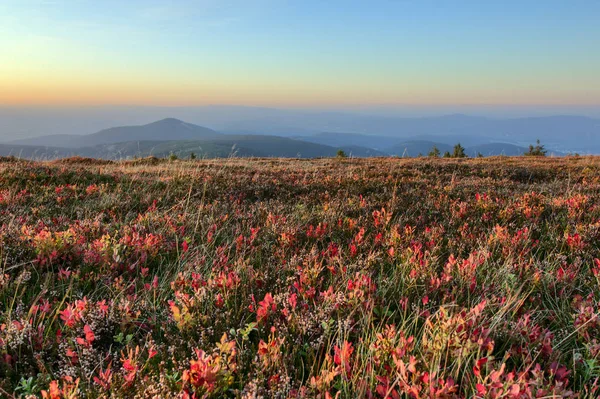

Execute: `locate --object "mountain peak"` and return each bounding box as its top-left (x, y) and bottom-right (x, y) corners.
top-left (151, 117), bottom-right (186, 125)
top-left (56, 118), bottom-right (223, 147)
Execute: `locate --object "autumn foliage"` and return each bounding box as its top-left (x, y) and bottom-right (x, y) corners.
top-left (1, 156), bottom-right (600, 397)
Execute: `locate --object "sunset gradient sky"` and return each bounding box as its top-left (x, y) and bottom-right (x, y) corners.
top-left (1, 0), bottom-right (599, 107)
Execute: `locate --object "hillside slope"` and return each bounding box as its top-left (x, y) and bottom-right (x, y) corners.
top-left (11, 118), bottom-right (221, 148)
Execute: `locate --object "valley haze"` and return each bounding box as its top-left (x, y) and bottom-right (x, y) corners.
top-left (1, 106), bottom-right (599, 159)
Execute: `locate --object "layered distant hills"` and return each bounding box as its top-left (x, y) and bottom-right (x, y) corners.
top-left (1, 118), bottom-right (385, 159)
top-left (0, 113), bottom-right (592, 159)
top-left (11, 118), bottom-right (222, 148)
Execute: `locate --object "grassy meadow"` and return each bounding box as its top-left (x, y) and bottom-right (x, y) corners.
top-left (1, 155), bottom-right (600, 398)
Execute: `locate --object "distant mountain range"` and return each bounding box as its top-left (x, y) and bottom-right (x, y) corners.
top-left (220, 112), bottom-right (600, 153)
top-left (11, 118), bottom-right (222, 148)
top-left (0, 119), bottom-right (385, 159)
top-left (0, 115), bottom-right (585, 159)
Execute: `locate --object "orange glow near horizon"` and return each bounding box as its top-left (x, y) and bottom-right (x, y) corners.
top-left (2, 77), bottom-right (599, 108)
top-left (1, 1), bottom-right (599, 109)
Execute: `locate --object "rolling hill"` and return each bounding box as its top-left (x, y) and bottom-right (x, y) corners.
top-left (83, 136), bottom-right (386, 159)
top-left (0, 136), bottom-right (384, 160)
top-left (3, 108), bottom-right (600, 154)
top-left (0, 117), bottom-right (575, 159)
top-left (293, 132), bottom-right (400, 150)
top-left (2, 118), bottom-right (386, 159)
top-left (10, 118), bottom-right (222, 148)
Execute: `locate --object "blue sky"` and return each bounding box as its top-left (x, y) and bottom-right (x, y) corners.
top-left (1, 0), bottom-right (599, 107)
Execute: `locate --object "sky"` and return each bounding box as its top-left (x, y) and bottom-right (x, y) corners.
top-left (1, 0), bottom-right (600, 108)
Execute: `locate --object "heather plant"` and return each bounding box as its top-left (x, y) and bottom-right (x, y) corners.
top-left (1, 156), bottom-right (600, 397)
